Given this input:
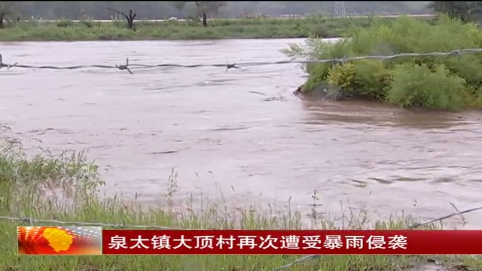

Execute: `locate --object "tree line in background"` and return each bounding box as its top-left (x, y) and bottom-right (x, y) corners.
top-left (0, 1), bottom-right (480, 29)
top-left (428, 1), bottom-right (482, 22)
top-left (1, 1), bottom-right (431, 21)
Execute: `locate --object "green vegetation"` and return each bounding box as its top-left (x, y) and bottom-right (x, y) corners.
top-left (283, 15), bottom-right (482, 111)
top-left (0, 1), bottom-right (432, 21)
top-left (0, 132), bottom-right (481, 271)
top-left (0, 16), bottom-right (387, 41)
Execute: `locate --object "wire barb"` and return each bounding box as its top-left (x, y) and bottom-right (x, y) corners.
top-left (0, 54), bottom-right (18, 69)
top-left (1, 48), bottom-right (482, 74)
top-left (115, 58), bottom-right (133, 74)
top-left (225, 63), bottom-right (239, 72)
top-left (449, 49), bottom-right (462, 56)
top-left (333, 56), bottom-right (347, 65)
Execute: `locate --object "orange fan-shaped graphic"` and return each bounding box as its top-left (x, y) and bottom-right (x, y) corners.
top-left (17, 226), bottom-right (103, 255)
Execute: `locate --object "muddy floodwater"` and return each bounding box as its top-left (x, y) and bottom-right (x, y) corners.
top-left (2, 39), bottom-right (482, 228)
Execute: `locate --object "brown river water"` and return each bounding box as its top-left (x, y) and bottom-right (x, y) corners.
top-left (1, 39), bottom-right (482, 228)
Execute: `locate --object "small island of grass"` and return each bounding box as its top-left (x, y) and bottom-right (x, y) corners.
top-left (284, 15), bottom-right (482, 111)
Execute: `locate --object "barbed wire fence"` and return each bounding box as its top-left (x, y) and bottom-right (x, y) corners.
top-left (2, 204), bottom-right (482, 271)
top-left (1, 48), bottom-right (482, 74)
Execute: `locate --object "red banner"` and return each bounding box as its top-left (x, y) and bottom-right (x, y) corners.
top-left (102, 230), bottom-right (482, 255)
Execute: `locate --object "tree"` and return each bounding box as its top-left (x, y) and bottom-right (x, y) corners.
top-left (169, 1), bottom-right (226, 16)
top-left (428, 1), bottom-right (482, 22)
top-left (194, 1), bottom-right (226, 16)
top-left (195, 1), bottom-right (226, 26)
top-left (107, 7), bottom-right (137, 29)
top-left (171, 1), bottom-right (226, 26)
top-left (0, 1), bottom-right (15, 28)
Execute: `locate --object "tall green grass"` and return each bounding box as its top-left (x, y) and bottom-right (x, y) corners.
top-left (283, 15), bottom-right (482, 111)
top-left (0, 16), bottom-right (393, 41)
top-left (0, 130), bottom-right (481, 270)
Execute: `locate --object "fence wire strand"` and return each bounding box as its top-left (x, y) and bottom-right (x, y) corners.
top-left (268, 205), bottom-right (482, 271)
top-left (1, 48), bottom-right (482, 74)
top-left (2, 205), bottom-right (482, 271)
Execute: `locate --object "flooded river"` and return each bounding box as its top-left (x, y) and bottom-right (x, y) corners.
top-left (1, 39), bottom-right (482, 228)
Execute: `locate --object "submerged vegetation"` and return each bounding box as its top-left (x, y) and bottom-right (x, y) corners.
top-left (283, 15), bottom-right (482, 111)
top-left (0, 16), bottom-right (395, 41)
top-left (0, 130), bottom-right (481, 270)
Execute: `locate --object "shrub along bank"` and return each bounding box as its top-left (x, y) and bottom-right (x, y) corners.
top-left (283, 15), bottom-right (482, 111)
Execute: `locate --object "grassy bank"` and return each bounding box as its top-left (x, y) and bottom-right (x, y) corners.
top-left (0, 135), bottom-right (481, 271)
top-left (283, 15), bottom-right (482, 111)
top-left (0, 16), bottom-right (400, 41)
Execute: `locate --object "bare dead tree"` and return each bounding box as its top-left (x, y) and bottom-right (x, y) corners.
top-left (194, 1), bottom-right (207, 27)
top-left (107, 7), bottom-right (137, 30)
top-left (202, 12), bottom-right (207, 27)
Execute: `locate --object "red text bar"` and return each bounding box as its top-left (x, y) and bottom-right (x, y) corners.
top-left (101, 230), bottom-right (482, 255)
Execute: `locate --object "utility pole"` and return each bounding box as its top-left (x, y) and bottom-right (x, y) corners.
top-left (334, 1), bottom-right (346, 17)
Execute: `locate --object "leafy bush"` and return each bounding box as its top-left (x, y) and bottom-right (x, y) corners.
top-left (282, 15), bottom-right (482, 110)
top-left (388, 63), bottom-right (466, 110)
top-left (56, 19), bottom-right (74, 28)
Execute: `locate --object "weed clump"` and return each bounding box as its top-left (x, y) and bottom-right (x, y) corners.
top-left (283, 15), bottom-right (482, 110)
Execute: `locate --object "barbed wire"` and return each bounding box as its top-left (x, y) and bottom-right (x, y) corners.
top-left (2, 204), bottom-right (482, 270)
top-left (269, 204), bottom-right (482, 271)
top-left (1, 48), bottom-right (481, 74)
